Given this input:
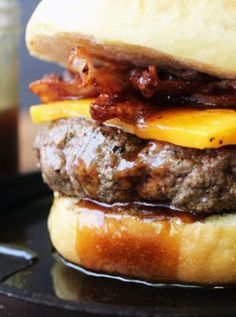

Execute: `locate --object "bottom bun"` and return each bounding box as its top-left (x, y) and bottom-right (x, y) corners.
top-left (48, 194), bottom-right (236, 285)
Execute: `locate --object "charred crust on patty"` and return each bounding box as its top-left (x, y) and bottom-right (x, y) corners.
top-left (35, 117), bottom-right (236, 214)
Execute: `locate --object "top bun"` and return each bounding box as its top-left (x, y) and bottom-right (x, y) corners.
top-left (26, 0), bottom-right (236, 79)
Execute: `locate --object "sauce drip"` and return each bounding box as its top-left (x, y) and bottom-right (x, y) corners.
top-left (75, 199), bottom-right (204, 282)
top-left (78, 198), bottom-right (204, 223)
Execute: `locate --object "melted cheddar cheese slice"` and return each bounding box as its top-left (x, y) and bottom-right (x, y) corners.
top-left (30, 99), bottom-right (236, 149)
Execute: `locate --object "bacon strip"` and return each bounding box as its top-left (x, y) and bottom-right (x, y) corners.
top-left (69, 48), bottom-right (128, 95)
top-left (30, 73), bottom-right (98, 102)
top-left (90, 94), bottom-right (153, 124)
top-left (30, 48), bottom-right (236, 122)
top-left (130, 65), bottom-right (198, 98)
top-left (30, 48), bottom-right (128, 102)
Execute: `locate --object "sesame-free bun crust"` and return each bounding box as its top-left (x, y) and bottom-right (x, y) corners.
top-left (48, 194), bottom-right (236, 285)
top-left (26, 0), bottom-right (236, 79)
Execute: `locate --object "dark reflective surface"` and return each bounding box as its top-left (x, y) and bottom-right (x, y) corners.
top-left (0, 174), bottom-right (236, 317)
top-left (0, 243), bottom-right (37, 282)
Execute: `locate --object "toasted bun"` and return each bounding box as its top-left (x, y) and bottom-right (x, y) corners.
top-left (48, 194), bottom-right (236, 285)
top-left (26, 0), bottom-right (236, 79)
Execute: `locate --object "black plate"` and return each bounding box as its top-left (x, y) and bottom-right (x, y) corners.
top-left (0, 173), bottom-right (236, 317)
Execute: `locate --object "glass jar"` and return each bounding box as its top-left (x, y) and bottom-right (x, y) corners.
top-left (0, 0), bottom-right (20, 183)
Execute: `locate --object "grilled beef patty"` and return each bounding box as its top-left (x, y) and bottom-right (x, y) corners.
top-left (35, 117), bottom-right (236, 214)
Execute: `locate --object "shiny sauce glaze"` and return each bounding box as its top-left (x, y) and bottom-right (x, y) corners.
top-left (75, 199), bottom-right (205, 281)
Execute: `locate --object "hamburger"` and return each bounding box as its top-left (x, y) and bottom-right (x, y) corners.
top-left (26, 0), bottom-right (236, 285)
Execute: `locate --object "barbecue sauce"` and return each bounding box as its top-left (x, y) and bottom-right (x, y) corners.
top-left (75, 199), bottom-right (203, 282)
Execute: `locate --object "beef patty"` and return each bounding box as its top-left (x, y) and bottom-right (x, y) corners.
top-left (35, 117), bottom-right (236, 214)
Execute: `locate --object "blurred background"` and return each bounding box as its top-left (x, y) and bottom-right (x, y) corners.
top-left (20, 0), bottom-right (60, 109)
top-left (15, 1), bottom-right (60, 174)
top-left (0, 0), bottom-right (69, 182)
top-left (0, 0), bottom-right (62, 180)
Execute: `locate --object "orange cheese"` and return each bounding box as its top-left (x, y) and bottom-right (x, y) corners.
top-left (30, 99), bottom-right (236, 149)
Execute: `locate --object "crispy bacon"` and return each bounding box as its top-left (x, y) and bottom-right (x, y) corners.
top-left (201, 80), bottom-right (236, 93)
top-left (190, 80), bottom-right (236, 106)
top-left (30, 48), bottom-right (128, 103)
top-left (190, 93), bottom-right (236, 107)
top-left (29, 73), bottom-right (98, 102)
top-left (30, 47), bottom-right (236, 121)
top-left (69, 48), bottom-right (129, 95)
top-left (129, 66), bottom-right (236, 108)
top-left (90, 94), bottom-right (152, 123)
top-left (163, 67), bottom-right (215, 82)
top-left (130, 65), bottom-right (198, 98)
